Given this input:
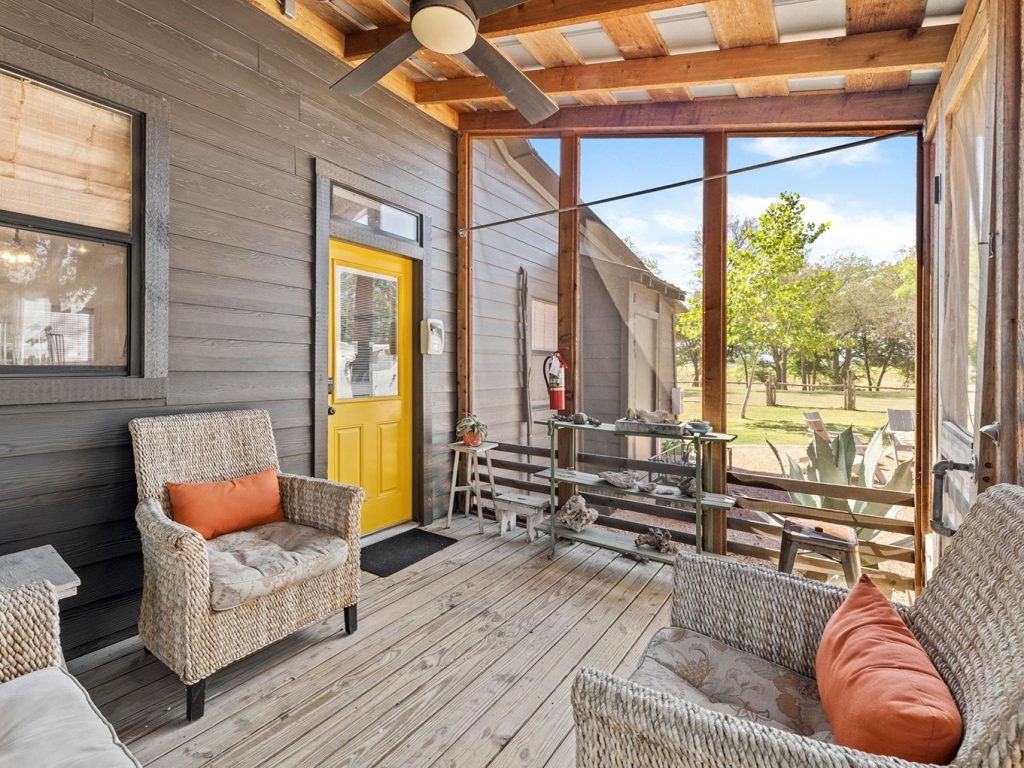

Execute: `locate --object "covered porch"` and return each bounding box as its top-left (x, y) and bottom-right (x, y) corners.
top-left (0, 0), bottom-right (1022, 765)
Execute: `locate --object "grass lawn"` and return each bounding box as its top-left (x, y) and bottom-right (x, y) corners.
top-left (684, 383), bottom-right (916, 446)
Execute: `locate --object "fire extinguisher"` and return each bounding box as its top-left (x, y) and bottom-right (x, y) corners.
top-left (544, 350), bottom-right (568, 411)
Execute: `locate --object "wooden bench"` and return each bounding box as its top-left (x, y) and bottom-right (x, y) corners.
top-left (493, 493), bottom-right (549, 542)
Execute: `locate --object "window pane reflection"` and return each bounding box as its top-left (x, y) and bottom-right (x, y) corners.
top-left (0, 226), bottom-right (128, 369)
top-left (334, 266), bottom-right (398, 399)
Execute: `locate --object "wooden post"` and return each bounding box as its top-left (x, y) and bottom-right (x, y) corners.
top-left (557, 134), bottom-right (581, 482)
top-left (702, 132), bottom-right (728, 555)
top-left (915, 136), bottom-right (934, 594)
top-left (991, 0), bottom-right (1021, 485)
top-left (456, 133), bottom-right (473, 512)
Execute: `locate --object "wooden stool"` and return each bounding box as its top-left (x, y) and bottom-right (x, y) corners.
top-left (446, 441), bottom-right (498, 533)
top-left (778, 518), bottom-right (862, 587)
top-left (493, 492), bottom-right (549, 541)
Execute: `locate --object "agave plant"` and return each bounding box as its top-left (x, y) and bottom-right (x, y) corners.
top-left (768, 425), bottom-right (913, 542)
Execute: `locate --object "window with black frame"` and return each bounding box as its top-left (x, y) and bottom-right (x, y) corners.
top-left (0, 67), bottom-right (140, 375)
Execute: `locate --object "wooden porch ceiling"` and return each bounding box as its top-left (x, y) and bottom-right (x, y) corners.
top-left (248, 0), bottom-right (964, 132)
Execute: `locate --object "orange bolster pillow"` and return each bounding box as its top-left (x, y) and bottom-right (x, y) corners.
top-left (167, 467), bottom-right (285, 540)
top-left (816, 575), bottom-right (963, 764)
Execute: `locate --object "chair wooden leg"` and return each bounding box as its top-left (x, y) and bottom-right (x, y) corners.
top-left (778, 535), bottom-right (799, 574)
top-left (841, 550), bottom-right (862, 587)
top-left (344, 603), bottom-right (358, 635)
top-left (186, 679), bottom-right (206, 722)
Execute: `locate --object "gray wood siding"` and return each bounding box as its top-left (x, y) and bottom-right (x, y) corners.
top-left (0, 0), bottom-right (457, 657)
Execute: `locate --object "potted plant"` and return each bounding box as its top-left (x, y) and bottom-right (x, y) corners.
top-left (455, 413), bottom-right (488, 447)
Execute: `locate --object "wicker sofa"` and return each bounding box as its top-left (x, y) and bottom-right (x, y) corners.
top-left (572, 483), bottom-right (1024, 767)
top-left (129, 409), bottom-right (364, 721)
top-left (0, 581), bottom-right (139, 766)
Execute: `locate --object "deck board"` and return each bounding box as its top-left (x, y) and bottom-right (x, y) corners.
top-left (73, 518), bottom-right (672, 767)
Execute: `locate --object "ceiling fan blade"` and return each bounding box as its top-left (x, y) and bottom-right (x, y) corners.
top-left (332, 30), bottom-right (421, 96)
top-left (464, 37), bottom-right (558, 124)
top-left (468, 0), bottom-right (527, 17)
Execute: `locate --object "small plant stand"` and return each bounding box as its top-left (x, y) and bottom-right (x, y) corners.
top-left (446, 441), bottom-right (499, 533)
top-left (535, 419), bottom-right (736, 561)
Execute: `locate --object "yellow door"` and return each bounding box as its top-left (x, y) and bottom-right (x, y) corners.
top-left (328, 241), bottom-right (413, 534)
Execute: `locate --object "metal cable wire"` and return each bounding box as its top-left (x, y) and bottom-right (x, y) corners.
top-left (458, 128), bottom-right (919, 236)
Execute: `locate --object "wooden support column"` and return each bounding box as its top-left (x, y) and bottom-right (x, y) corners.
top-left (914, 136), bottom-right (934, 593)
top-left (456, 133), bottom-right (473, 512)
top-left (457, 133), bottom-right (473, 417)
top-left (702, 132), bottom-right (728, 555)
top-left (991, 0), bottom-right (1021, 486)
top-left (557, 134), bottom-right (581, 479)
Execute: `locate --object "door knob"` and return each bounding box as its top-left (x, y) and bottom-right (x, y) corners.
top-left (328, 406), bottom-right (336, 416)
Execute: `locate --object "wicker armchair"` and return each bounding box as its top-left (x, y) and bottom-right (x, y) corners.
top-left (129, 409), bottom-right (364, 721)
top-left (573, 483), bottom-right (1024, 767)
top-left (0, 581), bottom-right (139, 765)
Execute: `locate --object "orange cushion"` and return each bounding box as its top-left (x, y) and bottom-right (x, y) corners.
top-left (167, 468), bottom-right (284, 540)
top-left (816, 575), bottom-right (962, 763)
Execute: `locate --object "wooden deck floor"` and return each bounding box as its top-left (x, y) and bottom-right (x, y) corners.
top-left (69, 516), bottom-right (673, 767)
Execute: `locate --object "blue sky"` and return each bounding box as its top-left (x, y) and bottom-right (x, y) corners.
top-left (531, 135), bottom-right (917, 293)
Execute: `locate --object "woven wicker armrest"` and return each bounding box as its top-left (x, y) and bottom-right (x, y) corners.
top-left (572, 668), bottom-right (925, 768)
top-left (0, 581), bottom-right (63, 683)
top-left (135, 498), bottom-right (210, 592)
top-left (278, 474), bottom-right (364, 546)
top-left (672, 550), bottom-right (849, 678)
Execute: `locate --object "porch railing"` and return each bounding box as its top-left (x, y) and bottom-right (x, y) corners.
top-left (476, 442), bottom-right (917, 594)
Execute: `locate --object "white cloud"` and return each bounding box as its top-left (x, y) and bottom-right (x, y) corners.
top-left (729, 193), bottom-right (914, 262)
top-left (743, 137), bottom-right (883, 168)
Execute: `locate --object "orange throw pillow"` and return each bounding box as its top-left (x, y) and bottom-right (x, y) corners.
top-left (167, 468), bottom-right (284, 540)
top-left (816, 575), bottom-right (962, 763)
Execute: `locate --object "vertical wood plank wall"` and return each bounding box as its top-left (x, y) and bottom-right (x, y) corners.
top-left (0, 0), bottom-right (458, 657)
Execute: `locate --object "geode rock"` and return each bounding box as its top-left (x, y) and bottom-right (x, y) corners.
top-left (635, 527), bottom-right (678, 554)
top-left (556, 494), bottom-right (598, 532)
top-left (677, 475), bottom-right (697, 497)
top-left (636, 408), bottom-right (675, 424)
top-left (639, 481), bottom-right (658, 493)
top-left (598, 470), bottom-right (644, 489)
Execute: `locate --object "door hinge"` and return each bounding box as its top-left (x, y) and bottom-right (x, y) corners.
top-left (933, 174), bottom-right (942, 204)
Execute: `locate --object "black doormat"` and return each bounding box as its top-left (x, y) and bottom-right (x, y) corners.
top-left (361, 528), bottom-right (457, 577)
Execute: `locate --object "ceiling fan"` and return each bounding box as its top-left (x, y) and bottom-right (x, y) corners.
top-left (331, 0), bottom-right (559, 124)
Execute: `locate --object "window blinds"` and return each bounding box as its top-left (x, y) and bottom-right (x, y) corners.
top-left (0, 70), bottom-right (132, 233)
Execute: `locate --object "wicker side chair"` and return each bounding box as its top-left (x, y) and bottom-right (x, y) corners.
top-left (573, 483), bottom-right (1024, 767)
top-left (129, 409), bottom-right (364, 721)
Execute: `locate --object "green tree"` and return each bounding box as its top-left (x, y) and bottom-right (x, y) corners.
top-left (675, 289), bottom-right (702, 387)
top-left (727, 192), bottom-right (830, 418)
top-left (828, 251), bottom-right (916, 389)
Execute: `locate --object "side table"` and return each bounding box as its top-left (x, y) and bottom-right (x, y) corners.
top-left (0, 544), bottom-right (80, 600)
top-left (446, 441), bottom-right (499, 533)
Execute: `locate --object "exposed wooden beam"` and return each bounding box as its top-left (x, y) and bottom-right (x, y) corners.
top-left (244, 0), bottom-right (459, 129)
top-left (458, 85), bottom-right (935, 134)
top-left (418, 25), bottom-right (957, 104)
top-left (343, 0), bottom-right (705, 60)
top-left (517, 30), bottom-right (616, 106)
top-left (845, 0), bottom-right (928, 91)
top-left (705, 0), bottom-right (789, 98)
top-left (601, 14), bottom-right (692, 102)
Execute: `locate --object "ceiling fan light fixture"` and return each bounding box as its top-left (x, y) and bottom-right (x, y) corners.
top-left (411, 2), bottom-right (478, 55)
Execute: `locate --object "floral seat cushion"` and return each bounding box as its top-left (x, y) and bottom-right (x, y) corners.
top-left (629, 627), bottom-right (833, 741)
top-left (206, 521), bottom-right (348, 611)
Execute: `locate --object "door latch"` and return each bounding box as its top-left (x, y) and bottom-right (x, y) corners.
top-left (931, 459), bottom-right (975, 536)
